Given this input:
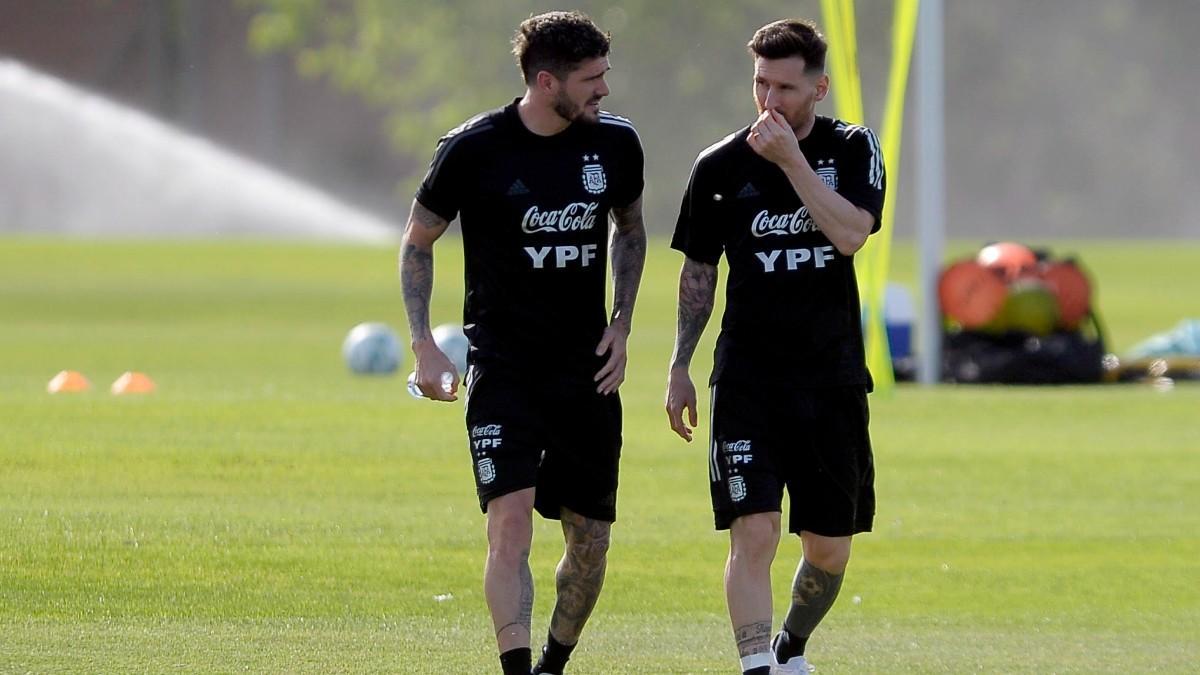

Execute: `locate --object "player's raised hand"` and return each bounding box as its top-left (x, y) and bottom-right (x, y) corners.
top-left (747, 109), bottom-right (803, 169)
top-left (412, 338), bottom-right (459, 401)
top-left (665, 366), bottom-right (699, 442)
top-left (593, 323), bottom-right (628, 395)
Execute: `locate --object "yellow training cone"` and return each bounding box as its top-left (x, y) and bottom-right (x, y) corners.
top-left (47, 370), bottom-right (91, 393)
top-left (111, 371), bottom-right (156, 395)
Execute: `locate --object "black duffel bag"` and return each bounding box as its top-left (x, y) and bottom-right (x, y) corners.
top-left (942, 312), bottom-right (1107, 384)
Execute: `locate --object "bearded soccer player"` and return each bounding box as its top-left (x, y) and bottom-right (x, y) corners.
top-left (399, 11), bottom-right (645, 675)
top-left (665, 19), bottom-right (883, 675)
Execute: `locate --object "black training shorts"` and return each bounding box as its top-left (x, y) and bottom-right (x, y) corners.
top-left (464, 361), bottom-right (622, 522)
top-left (708, 380), bottom-right (875, 536)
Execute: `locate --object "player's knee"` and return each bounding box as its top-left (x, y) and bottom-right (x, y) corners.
top-left (487, 512), bottom-right (533, 562)
top-left (730, 514), bottom-right (780, 566)
top-left (566, 527), bottom-right (610, 564)
top-left (562, 513), bottom-right (611, 562)
top-left (802, 537), bottom-right (851, 574)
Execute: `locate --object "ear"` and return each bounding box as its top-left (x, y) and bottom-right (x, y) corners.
top-left (814, 73), bottom-right (830, 101)
top-left (535, 70), bottom-right (558, 94)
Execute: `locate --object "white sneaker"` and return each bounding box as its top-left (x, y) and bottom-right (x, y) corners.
top-left (770, 654), bottom-right (812, 674)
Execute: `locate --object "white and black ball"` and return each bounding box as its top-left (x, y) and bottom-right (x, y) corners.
top-left (432, 323), bottom-right (470, 375)
top-left (342, 322), bottom-right (401, 375)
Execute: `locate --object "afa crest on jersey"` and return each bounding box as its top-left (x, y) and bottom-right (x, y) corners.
top-left (581, 153), bottom-right (606, 195)
top-left (816, 159), bottom-right (838, 190)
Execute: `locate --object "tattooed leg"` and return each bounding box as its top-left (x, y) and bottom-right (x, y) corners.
top-left (726, 513), bottom-right (781, 670)
top-left (485, 489), bottom-right (536, 653)
top-left (775, 533), bottom-right (850, 661)
top-left (733, 619), bottom-right (773, 659)
top-left (547, 509), bottom-right (612, 645)
top-left (783, 559), bottom-right (844, 635)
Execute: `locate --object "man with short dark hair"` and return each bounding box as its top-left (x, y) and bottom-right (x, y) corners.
top-left (400, 10), bottom-right (645, 675)
top-left (665, 18), bottom-right (884, 675)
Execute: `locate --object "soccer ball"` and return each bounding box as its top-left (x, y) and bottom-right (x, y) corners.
top-left (938, 260), bottom-right (1008, 329)
top-left (1038, 260), bottom-right (1092, 330)
top-left (992, 279), bottom-right (1060, 335)
top-left (432, 323), bottom-right (470, 374)
top-left (342, 322), bottom-right (401, 375)
top-left (977, 241), bottom-right (1037, 281)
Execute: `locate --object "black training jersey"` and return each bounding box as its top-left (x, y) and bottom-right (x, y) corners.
top-left (671, 115), bottom-right (886, 388)
top-left (416, 99), bottom-right (644, 375)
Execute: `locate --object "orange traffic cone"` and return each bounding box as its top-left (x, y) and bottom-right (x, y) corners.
top-left (111, 371), bottom-right (156, 395)
top-left (47, 370), bottom-right (91, 393)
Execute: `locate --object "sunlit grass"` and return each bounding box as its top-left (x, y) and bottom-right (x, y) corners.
top-left (1, 238), bottom-right (1197, 673)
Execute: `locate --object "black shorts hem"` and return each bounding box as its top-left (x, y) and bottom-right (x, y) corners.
top-left (787, 520), bottom-right (874, 537)
top-left (478, 481), bottom-right (537, 514)
top-left (536, 499), bottom-right (616, 524)
top-left (713, 507), bottom-right (782, 531)
top-left (480, 485), bottom-right (617, 524)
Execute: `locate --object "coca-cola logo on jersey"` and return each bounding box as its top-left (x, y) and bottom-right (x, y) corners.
top-left (521, 202), bottom-right (599, 234)
top-left (750, 208), bottom-right (820, 237)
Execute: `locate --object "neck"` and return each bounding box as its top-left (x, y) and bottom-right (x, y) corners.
top-left (517, 92), bottom-right (570, 137)
top-left (791, 113), bottom-right (817, 141)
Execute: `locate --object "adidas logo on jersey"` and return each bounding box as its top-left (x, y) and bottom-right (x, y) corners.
top-left (737, 183), bottom-right (760, 199)
top-left (506, 179), bottom-right (530, 196)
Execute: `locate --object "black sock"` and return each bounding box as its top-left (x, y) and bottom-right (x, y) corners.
top-left (744, 667), bottom-right (770, 675)
top-left (499, 647), bottom-right (531, 675)
top-left (533, 632), bottom-right (576, 674)
top-left (773, 628), bottom-right (809, 662)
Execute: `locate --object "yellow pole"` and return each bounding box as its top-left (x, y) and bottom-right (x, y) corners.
top-left (870, 0), bottom-right (920, 391)
top-left (821, 0), bottom-right (920, 393)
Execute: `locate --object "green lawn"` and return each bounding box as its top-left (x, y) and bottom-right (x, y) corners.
top-left (1, 237), bottom-right (1197, 673)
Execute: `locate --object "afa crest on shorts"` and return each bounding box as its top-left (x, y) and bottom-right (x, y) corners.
top-left (581, 153), bottom-right (606, 195)
top-left (728, 475), bottom-right (747, 502)
top-left (477, 457), bottom-right (496, 484)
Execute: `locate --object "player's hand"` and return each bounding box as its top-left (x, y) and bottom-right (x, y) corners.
top-left (665, 366), bottom-right (699, 442)
top-left (593, 323), bottom-right (628, 395)
top-left (747, 109), bottom-right (804, 169)
top-left (412, 338), bottom-right (459, 402)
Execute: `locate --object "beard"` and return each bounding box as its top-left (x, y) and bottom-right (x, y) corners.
top-left (553, 89), bottom-right (601, 124)
top-left (756, 96), bottom-right (817, 134)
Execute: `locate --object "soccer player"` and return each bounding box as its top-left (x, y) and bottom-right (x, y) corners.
top-left (399, 11), bottom-right (646, 675)
top-left (665, 19), bottom-right (884, 675)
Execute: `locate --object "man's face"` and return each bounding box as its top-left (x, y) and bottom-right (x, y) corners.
top-left (753, 56), bottom-right (828, 132)
top-left (551, 56), bottom-right (611, 124)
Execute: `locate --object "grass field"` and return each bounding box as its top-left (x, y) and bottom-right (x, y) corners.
top-left (1, 237), bottom-right (1197, 673)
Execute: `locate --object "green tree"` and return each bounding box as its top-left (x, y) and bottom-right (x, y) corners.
top-left (243, 1), bottom-right (849, 228)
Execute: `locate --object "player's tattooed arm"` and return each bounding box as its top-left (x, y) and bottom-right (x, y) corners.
top-left (608, 196), bottom-right (647, 333)
top-left (400, 200), bottom-right (460, 400)
top-left (550, 511), bottom-right (611, 643)
top-left (669, 257), bottom-right (718, 370)
top-left (399, 200), bottom-right (450, 343)
top-left (665, 257), bottom-right (717, 441)
top-left (592, 197), bottom-right (645, 394)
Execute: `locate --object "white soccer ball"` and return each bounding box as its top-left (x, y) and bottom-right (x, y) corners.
top-left (342, 322), bottom-right (401, 375)
top-left (432, 323), bottom-right (470, 374)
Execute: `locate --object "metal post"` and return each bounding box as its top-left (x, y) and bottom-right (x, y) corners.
top-left (916, 0), bottom-right (945, 385)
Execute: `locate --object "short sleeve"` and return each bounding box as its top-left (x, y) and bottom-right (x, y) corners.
top-left (837, 126), bottom-right (887, 234)
top-left (414, 132), bottom-right (468, 222)
top-left (669, 156), bottom-right (724, 265)
top-left (607, 123), bottom-right (645, 209)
